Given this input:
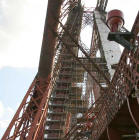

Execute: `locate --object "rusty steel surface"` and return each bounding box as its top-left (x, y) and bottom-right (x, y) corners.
top-left (55, 18), bottom-right (110, 86)
top-left (63, 12), bottom-right (139, 140)
top-left (2, 0), bottom-right (139, 139)
top-left (64, 42), bottom-right (139, 140)
top-left (38, 0), bottom-right (63, 78)
top-left (2, 0), bottom-right (63, 139)
top-left (90, 23), bottom-right (100, 58)
top-left (2, 77), bottom-right (50, 140)
top-left (127, 96), bottom-right (139, 130)
top-left (44, 2), bottom-right (85, 139)
top-left (54, 31), bottom-right (103, 90)
top-left (89, 21), bottom-right (109, 101)
top-left (2, 1), bottom-right (86, 139)
top-left (132, 11), bottom-right (139, 37)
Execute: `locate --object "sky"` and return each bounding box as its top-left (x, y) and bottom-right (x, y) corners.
top-left (0, 0), bottom-right (138, 138)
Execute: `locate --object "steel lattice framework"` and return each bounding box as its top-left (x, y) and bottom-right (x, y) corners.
top-left (2, 0), bottom-right (139, 140)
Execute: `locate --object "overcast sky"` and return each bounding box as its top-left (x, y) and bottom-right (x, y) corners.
top-left (0, 0), bottom-right (138, 138)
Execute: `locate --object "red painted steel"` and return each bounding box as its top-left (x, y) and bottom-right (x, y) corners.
top-left (64, 11), bottom-right (139, 140)
top-left (43, 2), bottom-right (86, 139)
top-left (56, 18), bottom-right (110, 86)
top-left (127, 96), bottom-right (139, 130)
top-left (2, 0), bottom-right (139, 139)
top-left (2, 0), bottom-right (63, 139)
top-left (131, 11), bottom-right (139, 37)
top-left (107, 127), bottom-right (121, 140)
top-left (38, 0), bottom-right (63, 78)
top-left (65, 113), bottom-right (72, 135)
top-left (64, 46), bottom-right (139, 139)
top-left (107, 9), bottom-right (124, 32)
top-left (2, 77), bottom-right (51, 140)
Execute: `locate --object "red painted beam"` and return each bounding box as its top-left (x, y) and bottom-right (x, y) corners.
top-left (131, 11), bottom-right (139, 37)
top-left (38, 0), bottom-right (63, 78)
top-left (1, 1), bottom-right (63, 139)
